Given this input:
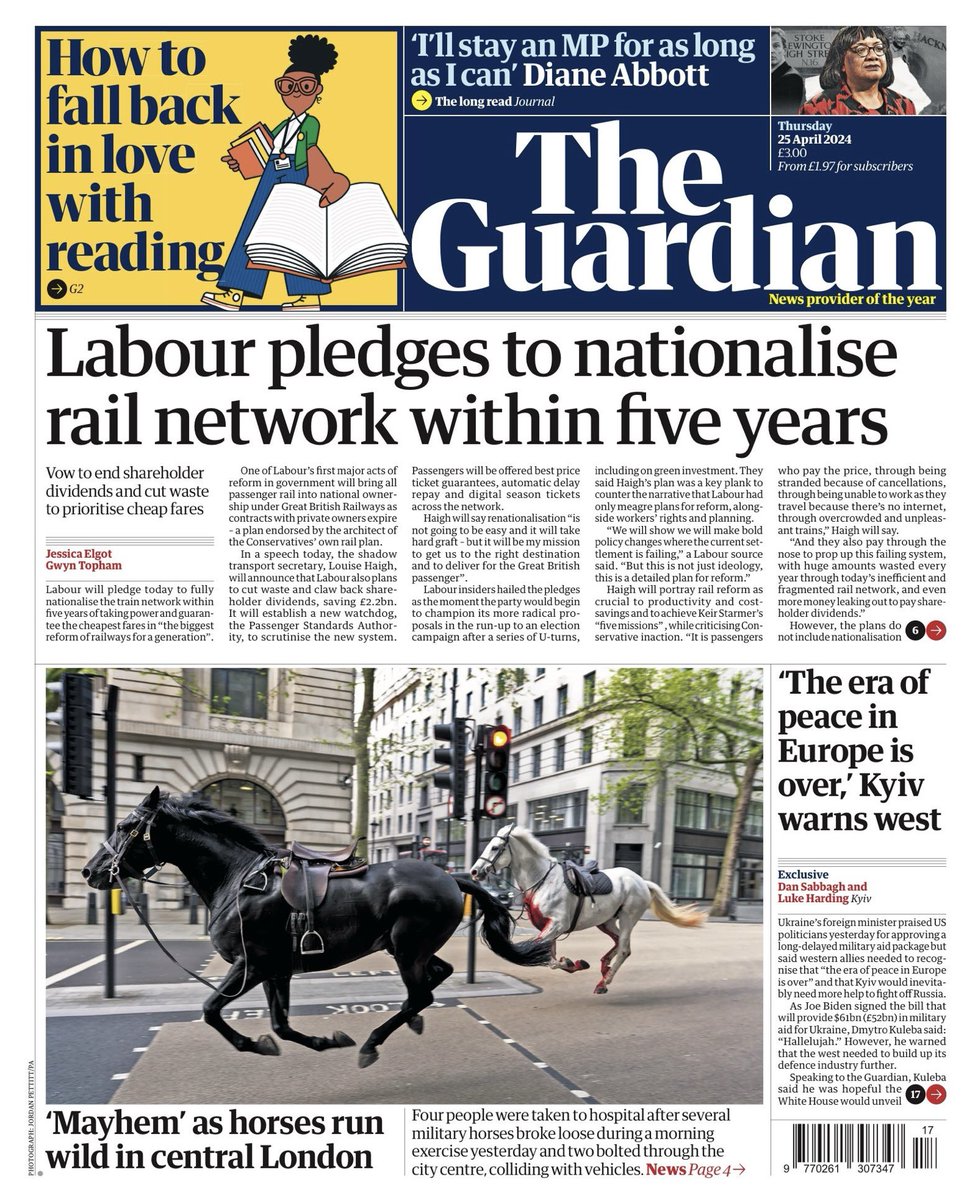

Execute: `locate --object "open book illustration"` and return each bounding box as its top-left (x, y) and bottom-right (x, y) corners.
top-left (245, 183), bottom-right (408, 283)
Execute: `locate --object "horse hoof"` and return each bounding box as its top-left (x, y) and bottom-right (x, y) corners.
top-left (576, 960), bottom-right (590, 971)
top-left (255, 1034), bottom-right (281, 1055)
top-left (358, 1048), bottom-right (379, 1069)
top-left (594, 983), bottom-right (608, 995)
top-left (408, 1015), bottom-right (424, 1036)
top-left (331, 1031), bottom-right (356, 1049)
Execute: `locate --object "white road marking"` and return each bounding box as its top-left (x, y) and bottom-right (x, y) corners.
top-left (46, 940), bottom-right (147, 986)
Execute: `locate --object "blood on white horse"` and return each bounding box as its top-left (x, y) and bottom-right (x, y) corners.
top-left (471, 823), bottom-right (705, 994)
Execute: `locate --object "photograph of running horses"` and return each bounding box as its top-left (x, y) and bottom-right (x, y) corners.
top-left (45, 665), bottom-right (762, 1104)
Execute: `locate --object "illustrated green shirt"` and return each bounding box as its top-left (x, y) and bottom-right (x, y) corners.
top-left (268, 113), bottom-right (320, 170)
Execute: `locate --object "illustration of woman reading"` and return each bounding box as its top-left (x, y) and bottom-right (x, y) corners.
top-left (201, 34), bottom-right (350, 311)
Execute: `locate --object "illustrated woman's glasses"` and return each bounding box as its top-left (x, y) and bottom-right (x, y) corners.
top-left (275, 77), bottom-right (318, 95)
top-left (848, 43), bottom-right (886, 59)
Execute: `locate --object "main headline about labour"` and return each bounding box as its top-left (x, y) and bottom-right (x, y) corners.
top-left (45, 324), bottom-right (897, 459)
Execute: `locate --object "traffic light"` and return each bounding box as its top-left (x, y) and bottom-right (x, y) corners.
top-left (48, 672), bottom-right (94, 798)
top-left (481, 724), bottom-right (511, 818)
top-left (433, 720), bottom-right (467, 820)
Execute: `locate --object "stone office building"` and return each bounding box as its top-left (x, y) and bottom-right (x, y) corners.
top-left (47, 667), bottom-right (356, 912)
top-left (369, 665), bottom-right (763, 911)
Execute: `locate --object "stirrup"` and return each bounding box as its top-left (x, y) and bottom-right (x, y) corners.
top-left (299, 929), bottom-right (326, 955)
top-left (243, 871), bottom-right (268, 892)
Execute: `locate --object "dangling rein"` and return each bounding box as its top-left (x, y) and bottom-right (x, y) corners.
top-left (111, 854), bottom-right (274, 997)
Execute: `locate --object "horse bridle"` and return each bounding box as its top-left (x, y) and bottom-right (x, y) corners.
top-left (100, 803), bottom-right (264, 998)
top-left (479, 824), bottom-right (558, 900)
top-left (103, 805), bottom-right (167, 882)
top-left (476, 823), bottom-right (516, 874)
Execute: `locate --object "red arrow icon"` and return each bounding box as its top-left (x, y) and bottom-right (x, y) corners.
top-left (926, 1084), bottom-right (946, 1104)
top-left (926, 621), bottom-right (946, 641)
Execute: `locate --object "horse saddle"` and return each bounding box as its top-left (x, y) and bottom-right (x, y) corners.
top-left (280, 838), bottom-right (367, 956)
top-left (563, 860), bottom-right (614, 899)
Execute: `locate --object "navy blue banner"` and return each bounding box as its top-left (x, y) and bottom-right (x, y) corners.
top-left (403, 114), bottom-right (945, 312)
top-left (402, 25), bottom-right (946, 313)
top-left (404, 27), bottom-right (769, 116)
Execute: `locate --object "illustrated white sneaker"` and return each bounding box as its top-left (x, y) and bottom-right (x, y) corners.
top-left (281, 295), bottom-right (323, 311)
top-left (201, 289), bottom-right (244, 310)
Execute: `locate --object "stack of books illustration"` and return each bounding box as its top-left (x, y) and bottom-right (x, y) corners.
top-left (227, 123), bottom-right (274, 178)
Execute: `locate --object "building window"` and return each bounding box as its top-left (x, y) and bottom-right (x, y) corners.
top-left (554, 736), bottom-right (566, 772)
top-left (583, 671), bottom-right (596, 706)
top-left (528, 790), bottom-right (587, 833)
top-left (738, 857), bottom-right (764, 900)
top-left (743, 799), bottom-right (764, 838)
top-left (676, 788), bottom-right (736, 834)
top-left (465, 691), bottom-right (473, 713)
top-left (613, 842), bottom-right (643, 873)
top-left (556, 685), bottom-right (568, 718)
top-left (671, 851), bottom-right (762, 904)
top-left (615, 782), bottom-right (646, 824)
top-left (201, 778), bottom-right (285, 840)
top-left (533, 697), bottom-right (544, 727)
top-left (441, 672), bottom-right (448, 694)
top-left (480, 682), bottom-right (488, 707)
top-left (435, 817), bottom-right (465, 846)
top-left (511, 752), bottom-right (520, 783)
top-left (512, 707), bottom-right (522, 735)
top-left (622, 715), bottom-right (647, 758)
top-left (536, 667), bottom-right (546, 678)
top-left (210, 668), bottom-right (268, 719)
top-left (419, 785), bottom-right (429, 809)
top-left (132, 753), bottom-right (145, 781)
top-left (580, 727), bottom-right (594, 764)
top-left (672, 853), bottom-right (710, 901)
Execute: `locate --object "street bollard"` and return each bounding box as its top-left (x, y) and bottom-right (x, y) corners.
top-left (86, 892), bottom-right (98, 924)
top-left (189, 893), bottom-right (198, 925)
top-left (136, 893), bottom-right (149, 923)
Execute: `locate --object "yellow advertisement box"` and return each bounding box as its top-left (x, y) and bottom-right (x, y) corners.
top-left (38, 28), bottom-right (401, 310)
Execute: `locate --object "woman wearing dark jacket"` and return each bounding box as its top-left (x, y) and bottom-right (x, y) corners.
top-left (799, 26), bottom-right (916, 115)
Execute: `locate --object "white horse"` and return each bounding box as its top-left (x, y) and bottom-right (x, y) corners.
top-left (471, 823), bottom-right (705, 994)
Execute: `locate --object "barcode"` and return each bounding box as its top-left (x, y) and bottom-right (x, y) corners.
top-left (912, 1136), bottom-right (938, 1169)
top-left (791, 1123), bottom-right (938, 1169)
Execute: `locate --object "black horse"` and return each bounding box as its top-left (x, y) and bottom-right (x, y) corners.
top-left (82, 788), bottom-right (553, 1067)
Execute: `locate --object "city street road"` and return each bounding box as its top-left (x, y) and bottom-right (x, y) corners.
top-left (46, 920), bottom-right (761, 1106)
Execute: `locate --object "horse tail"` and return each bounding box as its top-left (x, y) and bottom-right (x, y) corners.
top-left (646, 882), bottom-right (707, 928)
top-left (454, 878), bottom-right (553, 966)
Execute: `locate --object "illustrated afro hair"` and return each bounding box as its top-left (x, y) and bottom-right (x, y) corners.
top-left (286, 34), bottom-right (339, 79)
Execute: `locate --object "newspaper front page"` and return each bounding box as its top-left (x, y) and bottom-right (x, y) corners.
top-left (22, 3), bottom-right (967, 1193)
